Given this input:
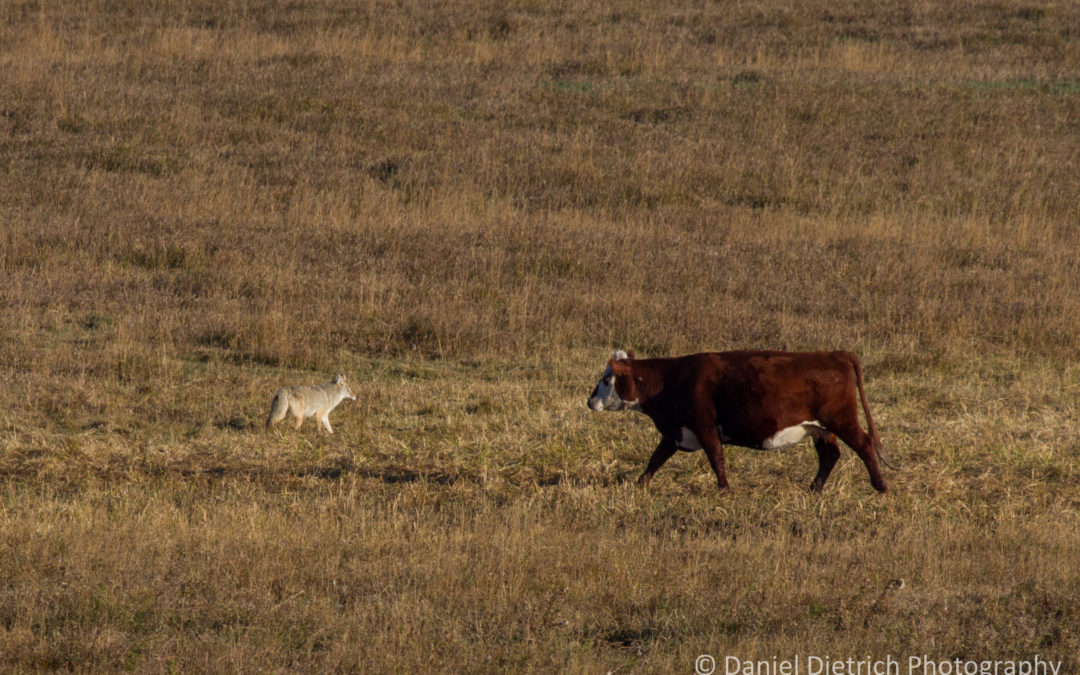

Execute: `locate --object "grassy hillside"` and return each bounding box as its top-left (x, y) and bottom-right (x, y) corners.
top-left (2, 0), bottom-right (1079, 671)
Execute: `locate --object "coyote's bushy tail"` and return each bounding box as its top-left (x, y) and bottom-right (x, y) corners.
top-left (266, 390), bottom-right (289, 429)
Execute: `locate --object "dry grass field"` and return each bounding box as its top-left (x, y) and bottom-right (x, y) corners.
top-left (2, 0), bottom-right (1080, 671)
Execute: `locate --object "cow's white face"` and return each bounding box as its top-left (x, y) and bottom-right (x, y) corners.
top-left (588, 350), bottom-right (637, 412)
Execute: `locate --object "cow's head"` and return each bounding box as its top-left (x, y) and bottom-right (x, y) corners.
top-left (588, 350), bottom-right (640, 412)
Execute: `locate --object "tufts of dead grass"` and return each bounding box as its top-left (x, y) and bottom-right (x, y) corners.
top-left (2, 0), bottom-right (1080, 670)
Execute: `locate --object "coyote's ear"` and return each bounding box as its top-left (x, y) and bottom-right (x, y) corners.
top-left (334, 374), bottom-right (346, 384)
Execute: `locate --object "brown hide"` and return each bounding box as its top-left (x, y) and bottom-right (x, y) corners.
top-left (594, 351), bottom-right (889, 493)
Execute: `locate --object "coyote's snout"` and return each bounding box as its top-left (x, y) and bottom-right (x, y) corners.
top-left (266, 374), bottom-right (356, 434)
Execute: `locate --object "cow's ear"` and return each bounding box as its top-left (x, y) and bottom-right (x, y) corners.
top-left (625, 349), bottom-right (636, 359)
top-left (610, 359), bottom-right (631, 375)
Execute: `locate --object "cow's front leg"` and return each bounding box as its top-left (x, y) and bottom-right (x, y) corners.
top-left (638, 436), bottom-right (677, 487)
top-left (696, 425), bottom-right (730, 490)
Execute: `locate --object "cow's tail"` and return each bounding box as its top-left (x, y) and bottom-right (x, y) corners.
top-left (851, 354), bottom-right (898, 471)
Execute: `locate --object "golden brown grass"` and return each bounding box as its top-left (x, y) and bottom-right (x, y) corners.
top-left (2, 0), bottom-right (1080, 671)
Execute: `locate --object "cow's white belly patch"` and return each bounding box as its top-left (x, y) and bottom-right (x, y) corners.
top-left (676, 426), bottom-right (730, 450)
top-left (676, 422), bottom-right (826, 450)
top-left (762, 421), bottom-right (826, 450)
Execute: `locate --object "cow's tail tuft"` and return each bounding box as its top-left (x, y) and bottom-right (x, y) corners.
top-left (851, 354), bottom-right (898, 471)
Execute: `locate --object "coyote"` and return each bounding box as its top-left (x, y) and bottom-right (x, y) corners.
top-left (266, 375), bottom-right (356, 433)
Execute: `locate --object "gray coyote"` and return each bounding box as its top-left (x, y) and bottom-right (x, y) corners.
top-left (266, 375), bottom-right (356, 433)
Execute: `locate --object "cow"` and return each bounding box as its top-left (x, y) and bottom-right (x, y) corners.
top-left (587, 349), bottom-right (894, 493)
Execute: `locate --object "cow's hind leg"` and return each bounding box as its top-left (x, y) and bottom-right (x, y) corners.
top-left (833, 425), bottom-right (887, 493)
top-left (810, 433), bottom-right (841, 492)
top-left (703, 443), bottom-right (729, 490)
top-left (638, 437), bottom-right (677, 487)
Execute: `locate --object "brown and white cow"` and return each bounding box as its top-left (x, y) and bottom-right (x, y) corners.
top-left (588, 349), bottom-right (894, 492)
